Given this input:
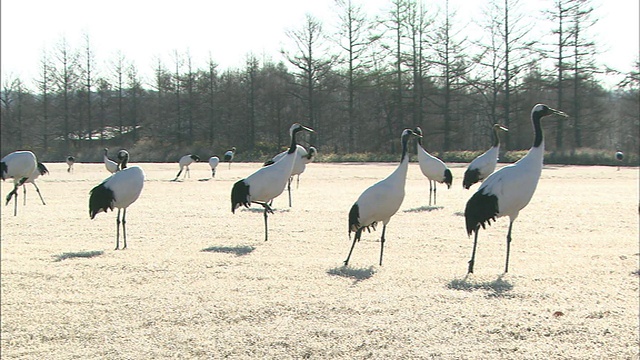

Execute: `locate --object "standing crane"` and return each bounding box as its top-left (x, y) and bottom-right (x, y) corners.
top-left (231, 123), bottom-right (314, 241)
top-left (263, 145), bottom-right (317, 207)
top-left (463, 124), bottom-right (509, 189)
top-left (66, 155), bottom-right (75, 173)
top-left (464, 104), bottom-right (568, 274)
top-left (415, 127), bottom-right (452, 206)
top-left (1, 150), bottom-right (37, 216)
top-left (223, 147), bottom-right (236, 169)
top-left (103, 148), bottom-right (119, 174)
top-left (173, 154), bottom-right (200, 181)
top-left (89, 150), bottom-right (145, 250)
top-left (23, 162), bottom-right (49, 205)
top-left (344, 129), bottom-right (421, 266)
top-left (615, 150), bottom-right (624, 171)
top-left (209, 156), bottom-right (220, 178)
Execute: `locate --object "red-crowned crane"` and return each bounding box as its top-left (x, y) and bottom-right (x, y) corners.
top-left (415, 126), bottom-right (452, 206)
top-left (209, 156), bottom-right (220, 178)
top-left (464, 104), bottom-right (568, 274)
top-left (89, 150), bottom-right (145, 250)
top-left (223, 147), bottom-right (236, 169)
top-left (23, 162), bottom-right (49, 205)
top-left (231, 123), bottom-right (314, 241)
top-left (103, 148), bottom-right (119, 174)
top-left (1, 150), bottom-right (37, 216)
top-left (615, 150), bottom-right (624, 171)
top-left (66, 155), bottom-right (75, 173)
top-left (344, 129), bottom-right (421, 266)
top-left (173, 154), bottom-right (200, 181)
top-left (463, 124), bottom-right (509, 189)
top-left (263, 145), bottom-right (317, 207)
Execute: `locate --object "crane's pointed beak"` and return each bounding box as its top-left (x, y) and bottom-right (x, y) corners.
top-left (550, 108), bottom-right (569, 118)
top-left (302, 125), bottom-right (315, 133)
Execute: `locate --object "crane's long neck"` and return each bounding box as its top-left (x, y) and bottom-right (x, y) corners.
top-left (288, 129), bottom-right (301, 154)
top-left (523, 111), bottom-right (545, 166)
top-left (492, 127), bottom-right (500, 147)
top-left (392, 135), bottom-right (411, 181)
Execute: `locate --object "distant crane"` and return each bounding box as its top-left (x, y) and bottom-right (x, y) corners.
top-left (464, 104), bottom-right (568, 274)
top-left (1, 150), bottom-right (38, 216)
top-left (89, 150), bottom-right (145, 250)
top-left (209, 156), bottom-right (220, 178)
top-left (344, 129), bottom-right (421, 266)
top-left (66, 155), bottom-right (75, 173)
top-left (615, 150), bottom-right (624, 171)
top-left (463, 124), bottom-right (509, 189)
top-left (103, 148), bottom-right (119, 174)
top-left (223, 147), bottom-right (236, 169)
top-left (415, 126), bottom-right (452, 206)
top-left (23, 162), bottom-right (49, 205)
top-left (173, 154), bottom-right (200, 181)
top-left (231, 124), bottom-right (314, 241)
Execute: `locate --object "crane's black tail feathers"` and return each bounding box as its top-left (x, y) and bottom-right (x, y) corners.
top-left (444, 169), bottom-right (453, 189)
top-left (37, 162), bottom-right (49, 176)
top-left (462, 168), bottom-right (480, 189)
top-left (348, 203), bottom-right (360, 235)
top-left (464, 190), bottom-right (499, 236)
top-left (89, 182), bottom-right (115, 219)
top-left (231, 180), bottom-right (250, 213)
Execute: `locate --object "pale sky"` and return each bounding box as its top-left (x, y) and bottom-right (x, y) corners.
top-left (1, 0), bottom-right (638, 89)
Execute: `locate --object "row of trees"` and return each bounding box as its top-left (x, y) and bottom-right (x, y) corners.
top-left (1, 0), bottom-right (638, 162)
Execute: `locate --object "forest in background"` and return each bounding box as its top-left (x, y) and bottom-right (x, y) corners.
top-left (1, 0), bottom-right (638, 164)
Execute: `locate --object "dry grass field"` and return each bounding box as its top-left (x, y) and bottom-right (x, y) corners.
top-left (1, 160), bottom-right (638, 359)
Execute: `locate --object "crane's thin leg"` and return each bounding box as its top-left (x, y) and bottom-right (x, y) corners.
top-left (379, 224), bottom-right (387, 266)
top-left (122, 208), bottom-right (127, 249)
top-left (13, 189), bottom-right (18, 216)
top-left (428, 180), bottom-right (433, 206)
top-left (173, 169), bottom-right (182, 181)
top-left (115, 209), bottom-right (121, 250)
top-left (186, 167), bottom-right (190, 179)
top-left (257, 202), bottom-right (274, 241)
top-left (296, 175), bottom-right (300, 189)
top-left (344, 229), bottom-right (362, 266)
top-left (468, 225), bottom-right (480, 274)
top-left (23, 185), bottom-right (27, 205)
top-left (433, 182), bottom-right (437, 205)
top-left (288, 177), bottom-right (292, 207)
top-left (504, 221), bottom-right (514, 273)
top-left (33, 183), bottom-right (46, 205)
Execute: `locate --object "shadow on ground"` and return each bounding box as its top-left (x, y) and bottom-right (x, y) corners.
top-left (327, 265), bottom-right (377, 284)
top-left (201, 245), bottom-right (256, 256)
top-left (404, 206), bottom-right (444, 213)
top-left (447, 274), bottom-right (514, 298)
top-left (52, 250), bottom-right (104, 262)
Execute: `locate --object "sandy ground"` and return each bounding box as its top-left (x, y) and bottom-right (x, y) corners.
top-left (1, 160), bottom-right (638, 359)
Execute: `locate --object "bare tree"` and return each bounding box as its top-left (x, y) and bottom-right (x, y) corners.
top-left (34, 50), bottom-right (53, 152)
top-left (283, 14), bottom-right (336, 145)
top-left (51, 37), bottom-right (80, 152)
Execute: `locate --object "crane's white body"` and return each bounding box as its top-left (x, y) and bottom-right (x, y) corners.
top-left (417, 144), bottom-right (448, 183)
top-left (478, 146), bottom-right (543, 222)
top-left (66, 156), bottom-right (75, 173)
top-left (270, 145), bottom-right (314, 176)
top-left (467, 147), bottom-right (499, 182)
top-left (209, 156), bottom-right (220, 177)
top-left (243, 151), bottom-right (296, 203)
top-left (354, 159), bottom-right (408, 228)
top-left (174, 154), bottom-right (200, 180)
top-left (2, 150), bottom-right (38, 216)
top-left (90, 153), bottom-right (145, 250)
top-left (103, 149), bottom-right (119, 174)
top-left (224, 147), bottom-right (236, 169)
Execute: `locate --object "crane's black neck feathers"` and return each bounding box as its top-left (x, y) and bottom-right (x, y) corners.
top-left (400, 132), bottom-right (411, 163)
top-left (464, 190), bottom-right (499, 236)
top-left (492, 127), bottom-right (500, 147)
top-left (532, 111), bottom-right (544, 148)
top-left (288, 127), bottom-right (304, 154)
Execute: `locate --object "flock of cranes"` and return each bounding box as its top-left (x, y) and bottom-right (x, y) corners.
top-left (4, 103), bottom-right (630, 273)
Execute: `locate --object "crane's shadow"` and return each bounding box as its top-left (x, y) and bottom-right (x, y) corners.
top-left (201, 245), bottom-right (256, 256)
top-left (52, 250), bottom-right (104, 262)
top-left (327, 265), bottom-right (377, 284)
top-left (446, 274), bottom-right (514, 298)
top-left (404, 205), bottom-right (443, 213)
